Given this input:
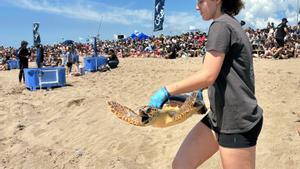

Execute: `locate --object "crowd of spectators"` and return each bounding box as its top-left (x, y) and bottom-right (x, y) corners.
top-left (1, 20), bottom-right (299, 71)
top-left (98, 31), bottom-right (207, 59)
top-left (247, 20), bottom-right (300, 59)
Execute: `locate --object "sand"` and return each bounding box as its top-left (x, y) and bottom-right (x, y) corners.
top-left (0, 57), bottom-right (299, 169)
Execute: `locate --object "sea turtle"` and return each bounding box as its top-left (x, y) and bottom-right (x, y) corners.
top-left (107, 91), bottom-right (207, 128)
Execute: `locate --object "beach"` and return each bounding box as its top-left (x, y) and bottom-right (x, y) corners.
top-left (0, 57), bottom-right (299, 169)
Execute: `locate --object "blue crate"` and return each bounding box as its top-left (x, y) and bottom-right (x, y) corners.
top-left (84, 56), bottom-right (107, 72)
top-left (7, 60), bottom-right (19, 69)
top-left (24, 67), bottom-right (66, 91)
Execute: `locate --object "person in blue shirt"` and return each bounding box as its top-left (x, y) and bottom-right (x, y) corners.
top-left (71, 47), bottom-right (80, 74)
top-left (36, 44), bottom-right (44, 68)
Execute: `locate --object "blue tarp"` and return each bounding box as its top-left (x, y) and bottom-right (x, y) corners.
top-left (130, 33), bottom-right (137, 39)
top-left (130, 32), bottom-right (149, 40)
top-left (62, 40), bottom-right (74, 45)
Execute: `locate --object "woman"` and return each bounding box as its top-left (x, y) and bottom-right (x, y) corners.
top-left (17, 41), bottom-right (31, 83)
top-left (148, 0), bottom-right (263, 169)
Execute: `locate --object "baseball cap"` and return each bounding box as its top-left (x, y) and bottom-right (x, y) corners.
top-left (282, 18), bottom-right (288, 23)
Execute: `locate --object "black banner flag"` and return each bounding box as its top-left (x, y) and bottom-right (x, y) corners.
top-left (154, 0), bottom-right (165, 32)
top-left (33, 23), bottom-right (41, 46)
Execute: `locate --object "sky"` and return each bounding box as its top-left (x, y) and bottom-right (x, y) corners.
top-left (0, 0), bottom-right (299, 47)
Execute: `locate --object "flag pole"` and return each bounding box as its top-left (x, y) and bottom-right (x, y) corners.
top-left (297, 0), bottom-right (299, 24)
top-left (152, 11), bottom-right (154, 37)
top-left (152, 0), bottom-right (155, 38)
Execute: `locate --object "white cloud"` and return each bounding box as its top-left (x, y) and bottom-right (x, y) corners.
top-left (239, 0), bottom-right (299, 28)
top-left (6, 0), bottom-right (300, 34)
top-left (165, 12), bottom-right (210, 33)
top-left (7, 0), bottom-right (153, 25)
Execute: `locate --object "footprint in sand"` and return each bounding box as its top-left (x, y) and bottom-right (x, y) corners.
top-left (108, 157), bottom-right (126, 169)
top-left (295, 119), bottom-right (300, 136)
top-left (86, 119), bottom-right (98, 125)
top-left (135, 154), bottom-right (146, 164)
top-left (291, 112), bottom-right (300, 136)
top-left (33, 129), bottom-right (47, 137)
top-left (66, 98), bottom-right (85, 107)
top-left (5, 86), bottom-right (25, 95)
top-left (107, 140), bottom-right (131, 155)
top-left (16, 124), bottom-right (26, 131)
top-left (47, 117), bottom-right (61, 125)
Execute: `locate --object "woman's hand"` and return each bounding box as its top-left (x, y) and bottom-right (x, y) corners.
top-left (148, 87), bottom-right (170, 108)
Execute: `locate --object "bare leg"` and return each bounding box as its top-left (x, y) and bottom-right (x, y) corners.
top-left (219, 146), bottom-right (256, 169)
top-left (273, 47), bottom-right (283, 58)
top-left (172, 121), bottom-right (219, 169)
top-left (19, 69), bottom-right (24, 83)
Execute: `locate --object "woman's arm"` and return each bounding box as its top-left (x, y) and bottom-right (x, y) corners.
top-left (166, 50), bottom-right (225, 95)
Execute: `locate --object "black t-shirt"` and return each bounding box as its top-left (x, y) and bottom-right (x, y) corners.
top-left (206, 14), bottom-right (263, 133)
top-left (18, 47), bottom-right (30, 68)
top-left (275, 23), bottom-right (288, 40)
top-left (108, 54), bottom-right (119, 62)
top-left (168, 45), bottom-right (177, 59)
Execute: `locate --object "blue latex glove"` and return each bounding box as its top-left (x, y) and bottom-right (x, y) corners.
top-left (197, 89), bottom-right (203, 101)
top-left (149, 87), bottom-right (170, 108)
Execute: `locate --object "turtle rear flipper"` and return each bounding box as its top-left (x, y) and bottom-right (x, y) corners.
top-left (151, 91), bottom-right (201, 127)
top-left (194, 101), bottom-right (207, 114)
top-left (107, 101), bottom-right (155, 126)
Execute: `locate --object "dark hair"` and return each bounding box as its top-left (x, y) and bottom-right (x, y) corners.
top-left (282, 18), bottom-right (288, 23)
top-left (240, 20), bottom-right (246, 26)
top-left (221, 0), bottom-right (245, 16)
top-left (21, 40), bottom-right (28, 46)
top-left (109, 49), bottom-right (115, 54)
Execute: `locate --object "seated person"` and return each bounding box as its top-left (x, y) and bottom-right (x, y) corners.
top-left (165, 44), bottom-right (177, 59)
top-left (107, 49), bottom-right (119, 69)
top-left (0, 53), bottom-right (9, 71)
top-left (116, 49), bottom-right (123, 58)
top-left (295, 39), bottom-right (300, 58)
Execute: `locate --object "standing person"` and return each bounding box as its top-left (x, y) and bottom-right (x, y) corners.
top-left (71, 47), bottom-right (80, 74)
top-left (274, 18), bottom-right (289, 58)
top-left (148, 0), bottom-right (263, 169)
top-left (65, 46), bottom-right (73, 76)
top-left (36, 44), bottom-right (44, 68)
top-left (18, 41), bottom-right (31, 83)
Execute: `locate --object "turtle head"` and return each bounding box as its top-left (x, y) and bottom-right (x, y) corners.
top-left (138, 106), bottom-right (159, 125)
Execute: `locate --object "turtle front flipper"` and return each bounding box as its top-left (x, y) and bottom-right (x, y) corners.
top-left (173, 91), bottom-right (199, 121)
top-left (107, 101), bottom-right (156, 126)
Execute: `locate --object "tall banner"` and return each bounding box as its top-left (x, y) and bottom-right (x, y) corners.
top-left (33, 22), bottom-right (41, 46)
top-left (93, 37), bottom-right (98, 56)
top-left (154, 0), bottom-right (165, 32)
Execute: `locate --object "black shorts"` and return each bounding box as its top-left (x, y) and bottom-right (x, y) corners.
top-left (66, 62), bottom-right (73, 67)
top-left (201, 115), bottom-right (263, 148)
top-left (276, 38), bottom-right (284, 47)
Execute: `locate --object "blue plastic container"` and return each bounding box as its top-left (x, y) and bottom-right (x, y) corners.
top-left (24, 67), bottom-right (66, 91)
top-left (84, 56), bottom-right (107, 72)
top-left (7, 60), bottom-right (19, 69)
